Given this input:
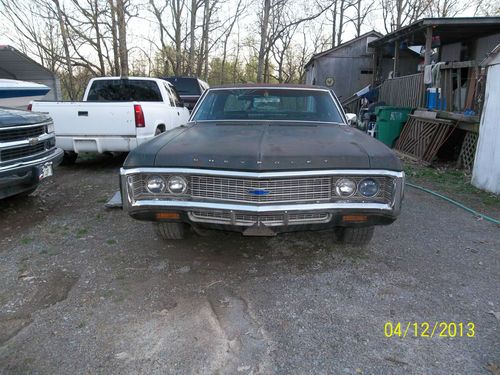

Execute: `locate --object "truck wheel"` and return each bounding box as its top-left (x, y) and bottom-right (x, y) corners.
top-left (61, 152), bottom-right (78, 165)
top-left (336, 226), bottom-right (374, 245)
top-left (154, 222), bottom-right (186, 240)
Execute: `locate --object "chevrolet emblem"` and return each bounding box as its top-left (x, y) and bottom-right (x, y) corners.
top-left (28, 137), bottom-right (39, 146)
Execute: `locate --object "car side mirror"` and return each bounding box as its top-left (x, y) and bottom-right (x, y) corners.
top-left (345, 113), bottom-right (357, 125)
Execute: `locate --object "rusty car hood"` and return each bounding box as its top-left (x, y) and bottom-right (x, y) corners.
top-left (124, 121), bottom-right (403, 171)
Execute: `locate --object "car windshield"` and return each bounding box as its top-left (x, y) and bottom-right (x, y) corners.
top-left (191, 88), bottom-right (344, 123)
top-left (164, 78), bottom-right (200, 95)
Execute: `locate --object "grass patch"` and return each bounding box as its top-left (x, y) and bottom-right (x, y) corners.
top-left (96, 198), bottom-right (107, 203)
top-left (404, 165), bottom-right (500, 208)
top-left (20, 237), bottom-right (32, 245)
top-left (76, 228), bottom-right (88, 238)
top-left (106, 239), bottom-right (117, 245)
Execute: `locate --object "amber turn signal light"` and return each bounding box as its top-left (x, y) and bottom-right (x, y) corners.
top-left (156, 212), bottom-right (180, 220)
top-left (342, 215), bottom-right (368, 222)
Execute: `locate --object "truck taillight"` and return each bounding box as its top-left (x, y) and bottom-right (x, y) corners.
top-left (27, 103), bottom-right (32, 111)
top-left (134, 104), bottom-right (145, 127)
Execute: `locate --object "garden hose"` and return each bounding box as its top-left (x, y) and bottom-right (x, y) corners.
top-left (405, 182), bottom-right (500, 225)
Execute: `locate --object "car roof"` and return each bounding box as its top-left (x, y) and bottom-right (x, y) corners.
top-left (163, 76), bottom-right (207, 83)
top-left (208, 83), bottom-right (330, 90)
top-left (90, 76), bottom-right (162, 81)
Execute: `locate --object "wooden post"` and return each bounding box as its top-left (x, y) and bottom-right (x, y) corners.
top-left (424, 26), bottom-right (433, 66)
top-left (372, 47), bottom-right (379, 85)
top-left (393, 40), bottom-right (400, 77)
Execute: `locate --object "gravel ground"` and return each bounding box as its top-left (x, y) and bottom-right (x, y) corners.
top-left (0, 154), bottom-right (499, 375)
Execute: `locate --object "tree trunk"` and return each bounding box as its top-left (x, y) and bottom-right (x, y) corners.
top-left (187, 0), bottom-right (197, 75)
top-left (337, 0), bottom-right (345, 46)
top-left (331, 2), bottom-right (337, 48)
top-left (257, 0), bottom-right (270, 82)
top-left (109, 0), bottom-right (120, 75)
top-left (93, 0), bottom-right (106, 75)
top-left (52, 0), bottom-right (75, 99)
top-left (116, 0), bottom-right (128, 77)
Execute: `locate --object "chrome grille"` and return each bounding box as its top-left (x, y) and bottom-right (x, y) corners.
top-left (0, 124), bottom-right (46, 143)
top-left (0, 139), bottom-right (55, 163)
top-left (190, 175), bottom-right (331, 203)
top-left (128, 173), bottom-right (395, 205)
top-left (189, 210), bottom-right (331, 226)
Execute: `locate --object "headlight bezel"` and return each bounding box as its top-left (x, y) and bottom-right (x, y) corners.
top-left (145, 175), bottom-right (167, 194)
top-left (358, 178), bottom-right (380, 197)
top-left (334, 178), bottom-right (357, 197)
top-left (167, 175), bottom-right (188, 195)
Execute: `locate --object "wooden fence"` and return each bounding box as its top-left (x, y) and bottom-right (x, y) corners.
top-left (379, 73), bottom-right (425, 108)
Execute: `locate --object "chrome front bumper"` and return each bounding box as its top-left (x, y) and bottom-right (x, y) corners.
top-left (0, 148), bottom-right (64, 175)
top-left (120, 168), bottom-right (405, 225)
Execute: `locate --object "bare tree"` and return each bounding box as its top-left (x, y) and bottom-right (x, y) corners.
top-left (187, 0), bottom-right (203, 74)
top-left (51, 0), bottom-right (76, 98)
top-left (347, 0), bottom-right (375, 37)
top-left (220, 0), bottom-right (246, 83)
top-left (114, 0), bottom-right (128, 76)
top-left (381, 0), bottom-right (430, 32)
top-left (257, 0), bottom-right (333, 82)
top-left (149, 0), bottom-right (188, 75)
top-left (109, 0), bottom-right (120, 75)
top-left (473, 0), bottom-right (500, 15)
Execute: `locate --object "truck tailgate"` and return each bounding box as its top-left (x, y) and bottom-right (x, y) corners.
top-left (31, 101), bottom-right (137, 136)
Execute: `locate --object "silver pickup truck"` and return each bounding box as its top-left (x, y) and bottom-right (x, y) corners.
top-left (0, 107), bottom-right (63, 199)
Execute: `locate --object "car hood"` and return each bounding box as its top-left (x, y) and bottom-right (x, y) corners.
top-left (0, 107), bottom-right (51, 127)
top-left (124, 121), bottom-right (403, 171)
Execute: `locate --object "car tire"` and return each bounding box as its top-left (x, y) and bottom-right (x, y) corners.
top-left (61, 151), bottom-right (78, 165)
top-left (154, 222), bottom-right (186, 240)
top-left (336, 226), bottom-right (374, 245)
top-left (155, 126), bottom-right (165, 136)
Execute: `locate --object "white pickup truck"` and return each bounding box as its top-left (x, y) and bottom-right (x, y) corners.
top-left (31, 77), bottom-right (190, 163)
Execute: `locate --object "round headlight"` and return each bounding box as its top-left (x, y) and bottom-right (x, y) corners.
top-left (167, 175), bottom-right (188, 194)
top-left (146, 175), bottom-right (166, 194)
top-left (335, 178), bottom-right (356, 197)
top-left (358, 178), bottom-right (379, 197)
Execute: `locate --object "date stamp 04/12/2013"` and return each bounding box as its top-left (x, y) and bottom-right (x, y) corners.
top-left (384, 321), bottom-right (475, 338)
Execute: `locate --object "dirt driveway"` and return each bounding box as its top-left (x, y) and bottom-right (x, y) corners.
top-left (0, 154), bottom-right (499, 375)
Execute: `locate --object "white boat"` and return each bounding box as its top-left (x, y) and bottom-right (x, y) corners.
top-left (0, 79), bottom-right (50, 109)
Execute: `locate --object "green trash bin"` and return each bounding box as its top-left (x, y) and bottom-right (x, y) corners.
top-left (374, 107), bottom-right (412, 147)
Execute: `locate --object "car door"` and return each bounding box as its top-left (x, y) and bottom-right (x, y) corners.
top-left (167, 84), bottom-right (190, 126)
top-left (160, 82), bottom-right (181, 130)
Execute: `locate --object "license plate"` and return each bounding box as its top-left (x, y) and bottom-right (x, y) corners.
top-left (39, 162), bottom-right (53, 180)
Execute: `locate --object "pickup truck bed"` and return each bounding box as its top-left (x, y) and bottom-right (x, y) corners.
top-left (30, 77), bottom-right (190, 157)
top-left (32, 101), bottom-right (151, 153)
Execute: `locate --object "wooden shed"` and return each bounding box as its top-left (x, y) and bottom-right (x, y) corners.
top-left (304, 31), bottom-right (421, 101)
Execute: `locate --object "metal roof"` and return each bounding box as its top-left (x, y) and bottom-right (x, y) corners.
top-left (304, 31), bottom-right (383, 68)
top-left (0, 45), bottom-right (56, 80)
top-left (369, 17), bottom-right (500, 47)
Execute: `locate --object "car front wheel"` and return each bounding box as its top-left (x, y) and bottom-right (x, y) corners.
top-left (154, 222), bottom-right (186, 240)
top-left (336, 226), bottom-right (374, 245)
